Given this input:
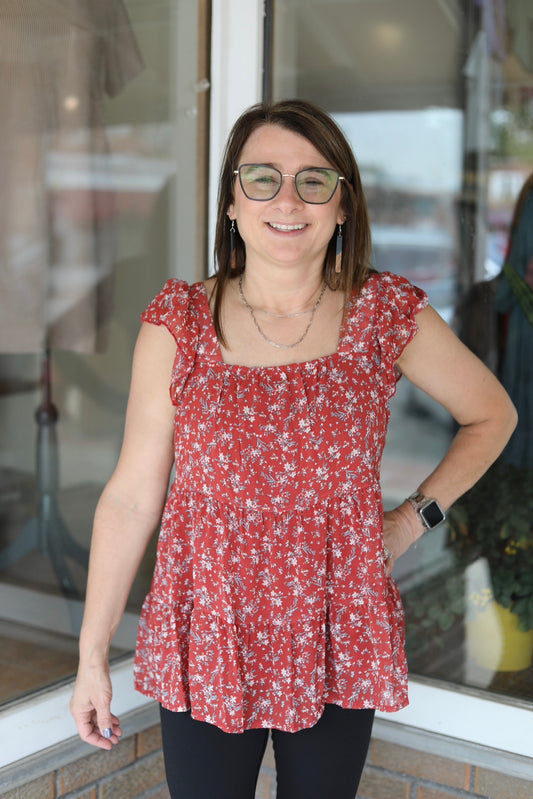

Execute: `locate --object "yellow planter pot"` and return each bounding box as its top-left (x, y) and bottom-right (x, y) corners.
top-left (467, 599), bottom-right (533, 672)
top-left (465, 558), bottom-right (533, 673)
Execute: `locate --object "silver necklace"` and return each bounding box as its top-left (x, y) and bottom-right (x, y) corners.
top-left (238, 274), bottom-right (327, 350)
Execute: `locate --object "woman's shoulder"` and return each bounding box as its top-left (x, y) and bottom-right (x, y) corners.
top-left (141, 278), bottom-right (206, 317)
top-left (140, 278), bottom-right (206, 350)
top-left (356, 270), bottom-right (428, 314)
top-left (361, 269), bottom-right (421, 294)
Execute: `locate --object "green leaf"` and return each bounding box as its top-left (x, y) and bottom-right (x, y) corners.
top-left (439, 612), bottom-right (454, 631)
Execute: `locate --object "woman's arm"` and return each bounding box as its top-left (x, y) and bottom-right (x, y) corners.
top-left (70, 322), bottom-right (177, 749)
top-left (382, 305), bottom-right (517, 573)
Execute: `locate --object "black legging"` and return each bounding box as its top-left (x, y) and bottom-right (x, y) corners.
top-left (160, 703), bottom-right (375, 799)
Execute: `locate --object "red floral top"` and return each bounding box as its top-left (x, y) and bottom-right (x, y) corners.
top-left (133, 271), bottom-right (428, 733)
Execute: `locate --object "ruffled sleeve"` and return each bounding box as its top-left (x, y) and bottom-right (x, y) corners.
top-left (141, 279), bottom-right (198, 404)
top-left (372, 271), bottom-right (428, 367)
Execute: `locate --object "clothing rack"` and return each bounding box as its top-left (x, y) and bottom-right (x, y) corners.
top-left (0, 349), bottom-right (89, 596)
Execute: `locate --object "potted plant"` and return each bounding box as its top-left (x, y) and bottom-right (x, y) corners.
top-left (447, 458), bottom-right (533, 670)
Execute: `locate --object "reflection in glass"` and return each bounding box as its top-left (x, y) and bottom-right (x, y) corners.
top-left (0, 0), bottom-right (144, 353)
top-left (0, 1), bottom-right (202, 704)
top-left (444, 171), bottom-right (533, 695)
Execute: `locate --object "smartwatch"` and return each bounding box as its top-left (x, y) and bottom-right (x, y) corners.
top-left (407, 491), bottom-right (446, 530)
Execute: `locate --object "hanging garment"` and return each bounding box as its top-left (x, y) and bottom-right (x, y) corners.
top-left (494, 186), bottom-right (533, 468)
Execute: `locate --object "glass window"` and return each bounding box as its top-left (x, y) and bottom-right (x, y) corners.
top-left (272, 0), bottom-right (533, 703)
top-left (0, 0), bottom-right (209, 705)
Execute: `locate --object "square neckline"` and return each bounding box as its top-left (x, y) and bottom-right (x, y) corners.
top-left (197, 281), bottom-right (362, 371)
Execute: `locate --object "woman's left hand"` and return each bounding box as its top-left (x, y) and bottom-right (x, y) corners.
top-left (382, 502), bottom-right (421, 577)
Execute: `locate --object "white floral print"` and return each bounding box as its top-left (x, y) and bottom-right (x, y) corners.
top-left (133, 271), bottom-right (428, 733)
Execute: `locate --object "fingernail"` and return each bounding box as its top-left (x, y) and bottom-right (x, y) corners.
top-left (102, 728), bottom-right (113, 739)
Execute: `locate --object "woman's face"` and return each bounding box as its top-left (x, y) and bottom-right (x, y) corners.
top-left (228, 124), bottom-right (345, 273)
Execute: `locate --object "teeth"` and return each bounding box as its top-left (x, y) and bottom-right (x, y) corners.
top-left (269, 223), bottom-right (306, 231)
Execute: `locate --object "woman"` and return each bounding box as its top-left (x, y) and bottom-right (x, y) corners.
top-left (70, 100), bottom-right (517, 799)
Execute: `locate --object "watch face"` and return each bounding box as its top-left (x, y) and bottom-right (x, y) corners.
top-left (420, 500), bottom-right (445, 528)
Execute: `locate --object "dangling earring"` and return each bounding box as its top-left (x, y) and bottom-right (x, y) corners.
top-left (229, 219), bottom-right (236, 270)
top-left (335, 224), bottom-right (343, 274)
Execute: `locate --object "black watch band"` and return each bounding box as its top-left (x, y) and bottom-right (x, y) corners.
top-left (407, 491), bottom-right (446, 530)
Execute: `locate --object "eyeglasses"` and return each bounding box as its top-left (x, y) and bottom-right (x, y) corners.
top-left (234, 164), bottom-right (345, 204)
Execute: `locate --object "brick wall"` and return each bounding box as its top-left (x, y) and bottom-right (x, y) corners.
top-left (2, 722), bottom-right (532, 799)
top-left (257, 737), bottom-right (533, 799)
top-left (357, 739), bottom-right (533, 799)
top-left (1, 726), bottom-right (169, 799)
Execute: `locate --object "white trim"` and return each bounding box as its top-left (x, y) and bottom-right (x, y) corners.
top-left (208, 0), bottom-right (264, 272)
top-left (376, 680), bottom-right (533, 759)
top-left (0, 657), bottom-right (151, 769)
top-left (372, 717), bottom-right (533, 781)
top-left (0, 704), bottom-right (161, 794)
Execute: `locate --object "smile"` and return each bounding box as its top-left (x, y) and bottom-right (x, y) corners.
top-left (268, 223), bottom-right (307, 231)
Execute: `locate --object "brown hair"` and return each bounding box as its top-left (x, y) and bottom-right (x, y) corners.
top-left (212, 99), bottom-right (372, 344)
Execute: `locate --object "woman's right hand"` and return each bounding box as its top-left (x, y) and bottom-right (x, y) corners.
top-left (70, 664), bottom-right (122, 750)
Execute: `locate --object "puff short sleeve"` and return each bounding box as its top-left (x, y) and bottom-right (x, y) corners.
top-left (141, 279), bottom-right (199, 404)
top-left (366, 272), bottom-right (428, 398)
top-left (350, 272), bottom-right (428, 402)
top-left (375, 272), bottom-right (428, 362)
